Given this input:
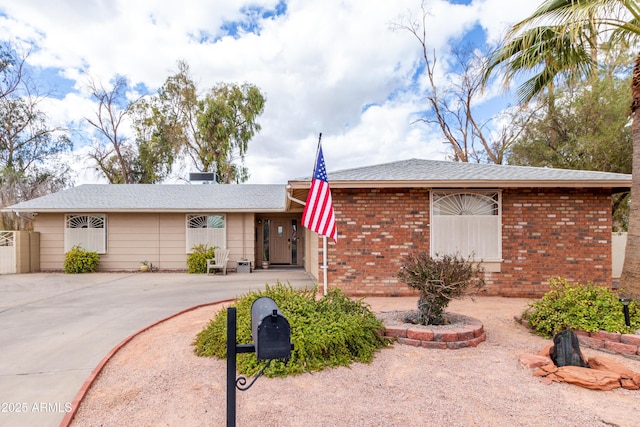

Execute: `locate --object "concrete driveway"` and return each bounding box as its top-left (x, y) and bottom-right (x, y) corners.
top-left (0, 270), bottom-right (316, 427)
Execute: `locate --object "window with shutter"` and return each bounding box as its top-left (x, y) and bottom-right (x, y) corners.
top-left (186, 214), bottom-right (226, 253)
top-left (431, 191), bottom-right (501, 261)
top-left (65, 214), bottom-right (107, 254)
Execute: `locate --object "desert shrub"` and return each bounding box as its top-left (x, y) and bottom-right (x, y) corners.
top-left (186, 244), bottom-right (216, 274)
top-left (522, 277), bottom-right (640, 337)
top-left (192, 282), bottom-right (387, 377)
top-left (64, 245), bottom-right (100, 274)
top-left (397, 252), bottom-right (485, 325)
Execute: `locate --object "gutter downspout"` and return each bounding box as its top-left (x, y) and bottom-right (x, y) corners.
top-left (286, 192), bottom-right (307, 208)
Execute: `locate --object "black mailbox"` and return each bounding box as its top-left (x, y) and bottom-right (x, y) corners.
top-left (251, 297), bottom-right (292, 360)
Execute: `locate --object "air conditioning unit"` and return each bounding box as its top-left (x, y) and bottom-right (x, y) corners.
top-left (189, 172), bottom-right (216, 183)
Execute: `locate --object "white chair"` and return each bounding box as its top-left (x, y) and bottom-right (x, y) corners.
top-left (206, 248), bottom-right (230, 275)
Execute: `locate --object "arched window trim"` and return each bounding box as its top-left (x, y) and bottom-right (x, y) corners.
top-left (186, 214), bottom-right (226, 253)
top-left (430, 190), bottom-right (502, 262)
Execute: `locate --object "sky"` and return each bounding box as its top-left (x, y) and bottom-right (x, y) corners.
top-left (0, 0), bottom-right (542, 185)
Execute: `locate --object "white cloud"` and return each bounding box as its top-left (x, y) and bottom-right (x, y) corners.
top-left (477, 0), bottom-right (541, 46)
top-left (0, 0), bottom-right (542, 185)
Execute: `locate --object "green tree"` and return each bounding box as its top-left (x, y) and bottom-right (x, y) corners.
top-left (508, 74), bottom-right (632, 174)
top-left (0, 44), bottom-right (72, 229)
top-left (134, 61), bottom-right (266, 183)
top-left (508, 69), bottom-right (632, 230)
top-left (87, 76), bottom-right (178, 184)
top-left (197, 82), bottom-right (266, 182)
top-left (507, 44), bottom-right (633, 174)
top-left (483, 0), bottom-right (640, 300)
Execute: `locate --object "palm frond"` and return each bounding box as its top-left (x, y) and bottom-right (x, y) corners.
top-left (484, 25), bottom-right (593, 102)
top-left (483, 0), bottom-right (639, 102)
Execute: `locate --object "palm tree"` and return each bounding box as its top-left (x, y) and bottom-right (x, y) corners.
top-left (483, 0), bottom-right (640, 299)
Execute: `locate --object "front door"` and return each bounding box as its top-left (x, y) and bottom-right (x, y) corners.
top-left (270, 219), bottom-right (291, 264)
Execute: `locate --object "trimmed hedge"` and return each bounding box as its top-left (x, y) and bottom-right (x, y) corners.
top-left (193, 283), bottom-right (388, 377)
top-left (64, 245), bottom-right (100, 274)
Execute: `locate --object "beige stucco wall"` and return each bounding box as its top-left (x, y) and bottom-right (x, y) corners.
top-left (15, 231), bottom-right (39, 273)
top-left (35, 213), bottom-right (64, 270)
top-left (305, 229), bottom-right (318, 281)
top-left (34, 212), bottom-right (256, 271)
top-left (227, 212), bottom-right (256, 268)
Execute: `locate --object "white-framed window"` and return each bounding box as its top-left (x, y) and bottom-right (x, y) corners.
top-left (0, 231), bottom-right (14, 247)
top-left (186, 214), bottom-right (226, 253)
top-left (430, 191), bottom-right (501, 261)
top-left (65, 214), bottom-right (107, 254)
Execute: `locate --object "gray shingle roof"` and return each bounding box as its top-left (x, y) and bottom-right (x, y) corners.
top-left (5, 159), bottom-right (632, 213)
top-left (6, 184), bottom-right (287, 212)
top-left (293, 158), bottom-right (631, 186)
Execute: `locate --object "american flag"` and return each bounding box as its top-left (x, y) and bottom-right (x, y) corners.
top-left (302, 144), bottom-right (337, 242)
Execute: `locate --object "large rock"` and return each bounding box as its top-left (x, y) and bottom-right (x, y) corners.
top-left (588, 356), bottom-right (635, 378)
top-left (524, 346), bottom-right (640, 391)
top-left (553, 366), bottom-right (621, 391)
top-left (588, 356), bottom-right (640, 390)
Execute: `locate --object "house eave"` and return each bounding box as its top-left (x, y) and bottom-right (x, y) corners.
top-left (2, 208), bottom-right (288, 214)
top-left (287, 179), bottom-right (631, 189)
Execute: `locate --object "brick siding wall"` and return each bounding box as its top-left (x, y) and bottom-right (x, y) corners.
top-left (320, 187), bottom-right (612, 298)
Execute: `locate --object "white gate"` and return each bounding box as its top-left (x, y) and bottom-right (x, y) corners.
top-left (0, 231), bottom-right (16, 274)
top-left (612, 232), bottom-right (627, 279)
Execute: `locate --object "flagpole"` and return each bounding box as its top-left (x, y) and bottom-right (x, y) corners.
top-left (304, 131), bottom-right (332, 298)
top-left (314, 133), bottom-right (328, 297)
top-left (323, 235), bottom-right (328, 297)
top-left (313, 133), bottom-right (322, 175)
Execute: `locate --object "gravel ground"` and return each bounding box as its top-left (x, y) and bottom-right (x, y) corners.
top-left (69, 296), bottom-right (640, 427)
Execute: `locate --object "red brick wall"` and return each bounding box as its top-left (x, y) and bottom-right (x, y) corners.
top-left (497, 188), bottom-right (612, 297)
top-left (320, 187), bottom-right (612, 298)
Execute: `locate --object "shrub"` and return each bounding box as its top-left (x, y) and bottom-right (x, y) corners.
top-left (522, 277), bottom-right (640, 338)
top-left (397, 252), bottom-right (485, 325)
top-left (186, 244), bottom-right (216, 274)
top-left (64, 245), bottom-right (100, 274)
top-left (192, 282), bottom-right (387, 377)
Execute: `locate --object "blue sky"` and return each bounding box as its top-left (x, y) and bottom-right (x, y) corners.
top-left (0, 0), bottom-right (541, 185)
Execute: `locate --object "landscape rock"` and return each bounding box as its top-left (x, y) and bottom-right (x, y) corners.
top-left (519, 353), bottom-right (552, 369)
top-left (588, 356), bottom-right (636, 379)
top-left (537, 345), bottom-right (552, 357)
top-left (621, 378), bottom-right (640, 390)
top-left (553, 366), bottom-right (621, 390)
top-left (524, 348), bottom-right (640, 391)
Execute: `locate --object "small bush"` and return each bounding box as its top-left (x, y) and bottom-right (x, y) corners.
top-left (192, 282), bottom-right (387, 377)
top-left (186, 244), bottom-right (216, 274)
top-left (397, 252), bottom-right (484, 325)
top-left (522, 277), bottom-right (640, 337)
top-left (64, 245), bottom-right (100, 274)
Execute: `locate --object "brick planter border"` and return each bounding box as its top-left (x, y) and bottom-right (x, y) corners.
top-left (382, 316), bottom-right (486, 349)
top-left (574, 330), bottom-right (640, 358)
top-left (518, 318), bottom-right (640, 359)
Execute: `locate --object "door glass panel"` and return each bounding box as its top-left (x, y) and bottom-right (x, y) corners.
top-left (291, 220), bottom-right (298, 264)
top-left (263, 220), bottom-right (270, 262)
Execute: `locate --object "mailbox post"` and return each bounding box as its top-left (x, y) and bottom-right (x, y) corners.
top-left (226, 297), bottom-right (293, 427)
